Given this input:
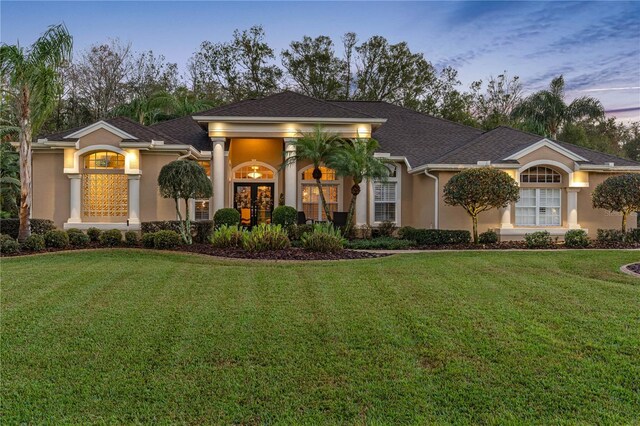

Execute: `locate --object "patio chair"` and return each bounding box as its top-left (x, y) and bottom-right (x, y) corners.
top-left (297, 211), bottom-right (314, 225)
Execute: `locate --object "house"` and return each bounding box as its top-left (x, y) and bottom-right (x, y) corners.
top-left (32, 91), bottom-right (639, 239)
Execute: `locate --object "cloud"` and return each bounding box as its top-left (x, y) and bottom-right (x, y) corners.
top-left (582, 87), bottom-right (640, 93)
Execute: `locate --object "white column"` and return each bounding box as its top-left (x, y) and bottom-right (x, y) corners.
top-left (500, 203), bottom-right (513, 229)
top-left (567, 188), bottom-right (580, 229)
top-left (68, 174), bottom-right (82, 224)
top-left (212, 138), bottom-right (225, 213)
top-left (356, 178), bottom-right (368, 225)
top-left (284, 138), bottom-right (297, 208)
top-left (128, 175), bottom-right (141, 225)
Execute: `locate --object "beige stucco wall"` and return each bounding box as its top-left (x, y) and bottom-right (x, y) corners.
top-left (139, 152), bottom-right (182, 221)
top-left (517, 146), bottom-right (575, 170)
top-left (406, 172), bottom-right (436, 229)
top-left (77, 128), bottom-right (123, 150)
top-left (578, 172), bottom-right (637, 235)
top-left (32, 151), bottom-right (69, 228)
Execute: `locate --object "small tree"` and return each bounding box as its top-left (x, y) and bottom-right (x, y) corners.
top-left (158, 160), bottom-right (212, 244)
top-left (592, 174), bottom-right (640, 233)
top-left (443, 167), bottom-right (520, 243)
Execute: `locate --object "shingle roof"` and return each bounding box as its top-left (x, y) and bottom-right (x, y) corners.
top-left (434, 126), bottom-right (640, 167)
top-left (151, 115), bottom-right (211, 151)
top-left (330, 100), bottom-right (483, 168)
top-left (196, 91), bottom-right (378, 119)
top-left (42, 116), bottom-right (183, 145)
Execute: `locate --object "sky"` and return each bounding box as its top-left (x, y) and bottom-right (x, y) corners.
top-left (2, 1), bottom-right (639, 123)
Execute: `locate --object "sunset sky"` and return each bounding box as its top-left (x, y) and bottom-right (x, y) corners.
top-left (2, 1), bottom-right (639, 122)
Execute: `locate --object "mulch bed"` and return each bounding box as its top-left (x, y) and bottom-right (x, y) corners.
top-left (626, 263), bottom-right (640, 274)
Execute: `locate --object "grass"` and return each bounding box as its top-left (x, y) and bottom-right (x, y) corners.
top-left (2, 250), bottom-right (639, 424)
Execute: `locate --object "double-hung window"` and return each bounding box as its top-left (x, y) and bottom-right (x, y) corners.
top-left (515, 166), bottom-right (562, 226)
top-left (372, 165), bottom-right (399, 223)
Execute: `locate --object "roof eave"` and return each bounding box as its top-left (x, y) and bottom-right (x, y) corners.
top-left (192, 116), bottom-right (386, 124)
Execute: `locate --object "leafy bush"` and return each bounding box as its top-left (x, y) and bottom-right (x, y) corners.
top-left (153, 230), bottom-right (181, 250)
top-left (99, 229), bottom-right (123, 247)
top-left (213, 208), bottom-right (241, 228)
top-left (0, 218), bottom-right (55, 239)
top-left (286, 224), bottom-right (313, 241)
top-left (124, 231), bottom-right (139, 246)
top-left (300, 223), bottom-right (345, 253)
top-left (478, 231), bottom-right (499, 244)
top-left (141, 220), bottom-right (213, 243)
top-left (592, 174), bottom-right (640, 232)
top-left (243, 224), bottom-right (290, 252)
top-left (398, 228), bottom-right (471, 246)
top-left (346, 237), bottom-right (414, 250)
top-left (272, 206), bottom-right (297, 227)
top-left (142, 232), bottom-right (156, 249)
top-left (86, 227), bottom-right (102, 242)
top-left (68, 231), bottom-right (90, 248)
top-left (525, 231), bottom-right (553, 249)
top-left (44, 230), bottom-right (69, 248)
top-left (564, 230), bottom-right (590, 248)
top-left (210, 225), bottom-right (247, 249)
top-left (627, 228), bottom-right (640, 243)
top-left (22, 234), bottom-right (45, 251)
top-left (376, 221), bottom-right (396, 238)
top-left (0, 234), bottom-right (19, 254)
top-left (597, 229), bottom-right (625, 243)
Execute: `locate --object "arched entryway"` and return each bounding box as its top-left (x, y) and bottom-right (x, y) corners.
top-left (231, 161), bottom-right (278, 227)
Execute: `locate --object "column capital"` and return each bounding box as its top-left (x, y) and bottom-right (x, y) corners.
top-left (211, 137), bottom-right (226, 145)
top-left (127, 174), bottom-right (141, 180)
top-left (67, 174), bottom-right (81, 180)
top-left (284, 137), bottom-right (298, 144)
top-left (566, 187), bottom-right (581, 193)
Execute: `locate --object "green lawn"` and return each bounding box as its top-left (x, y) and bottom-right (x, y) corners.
top-left (2, 250), bottom-right (639, 424)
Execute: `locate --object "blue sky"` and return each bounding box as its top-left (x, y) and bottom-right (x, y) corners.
top-left (2, 1), bottom-right (639, 122)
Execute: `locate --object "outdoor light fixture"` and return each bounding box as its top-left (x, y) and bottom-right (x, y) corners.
top-left (247, 165), bottom-right (262, 179)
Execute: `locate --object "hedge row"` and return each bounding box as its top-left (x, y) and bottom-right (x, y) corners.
top-left (141, 221), bottom-right (213, 243)
top-left (0, 218), bottom-right (56, 239)
top-left (398, 227), bottom-right (471, 245)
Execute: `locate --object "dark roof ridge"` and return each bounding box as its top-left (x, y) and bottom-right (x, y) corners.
top-left (107, 116), bottom-right (183, 145)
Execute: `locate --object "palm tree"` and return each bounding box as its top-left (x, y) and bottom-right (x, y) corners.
top-left (113, 90), bottom-right (175, 125)
top-left (0, 141), bottom-right (20, 217)
top-left (511, 75), bottom-right (604, 139)
top-left (280, 125), bottom-right (339, 221)
top-left (1, 24), bottom-right (73, 241)
top-left (327, 138), bottom-right (390, 235)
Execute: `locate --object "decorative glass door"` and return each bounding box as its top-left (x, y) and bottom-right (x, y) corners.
top-left (234, 183), bottom-right (274, 227)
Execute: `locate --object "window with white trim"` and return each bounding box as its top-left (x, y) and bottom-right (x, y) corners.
top-left (516, 188), bottom-right (561, 226)
top-left (372, 164), bottom-right (399, 223)
top-left (299, 166), bottom-right (340, 221)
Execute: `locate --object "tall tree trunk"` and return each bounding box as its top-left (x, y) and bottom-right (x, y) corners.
top-left (18, 88), bottom-right (32, 242)
top-left (622, 211), bottom-right (628, 233)
top-left (315, 178), bottom-right (332, 222)
top-left (174, 198), bottom-right (189, 244)
top-left (472, 215), bottom-right (478, 244)
top-left (344, 182), bottom-right (360, 237)
top-left (184, 198), bottom-right (192, 245)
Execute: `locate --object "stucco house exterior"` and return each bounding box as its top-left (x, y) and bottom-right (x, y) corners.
top-left (32, 91), bottom-right (639, 239)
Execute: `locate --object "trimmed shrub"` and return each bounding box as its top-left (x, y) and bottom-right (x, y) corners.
top-left (272, 206), bottom-right (298, 227)
top-left (142, 232), bottom-right (156, 248)
top-left (22, 234), bottom-right (45, 251)
top-left (300, 223), bottom-right (345, 253)
top-left (597, 229), bottom-right (625, 243)
top-left (68, 231), bottom-right (90, 248)
top-left (44, 229), bottom-right (69, 248)
top-left (0, 218), bottom-right (55, 239)
top-left (478, 231), bottom-right (499, 244)
top-left (243, 224), bottom-right (290, 252)
top-left (210, 225), bottom-right (247, 249)
top-left (124, 231), bottom-right (139, 246)
top-left (346, 237), bottom-right (414, 250)
top-left (213, 208), bottom-right (241, 228)
top-left (99, 229), bottom-right (123, 247)
top-left (286, 224), bottom-right (313, 241)
top-left (376, 221), bottom-right (397, 238)
top-left (153, 230), bottom-right (181, 250)
top-left (564, 229), bottom-right (590, 248)
top-left (141, 220), bottom-right (213, 244)
top-left (398, 228), bottom-right (471, 246)
top-left (0, 234), bottom-right (19, 254)
top-left (525, 231), bottom-right (553, 249)
top-left (192, 221), bottom-right (214, 243)
top-left (627, 228), bottom-right (640, 243)
top-left (86, 227), bottom-right (102, 242)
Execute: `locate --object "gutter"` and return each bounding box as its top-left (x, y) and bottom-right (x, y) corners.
top-left (424, 170), bottom-right (439, 229)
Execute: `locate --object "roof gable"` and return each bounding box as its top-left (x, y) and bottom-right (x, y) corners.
top-left (503, 138), bottom-right (588, 162)
top-left (65, 121), bottom-right (138, 140)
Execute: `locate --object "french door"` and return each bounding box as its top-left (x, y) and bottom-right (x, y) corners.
top-left (233, 183), bottom-right (274, 228)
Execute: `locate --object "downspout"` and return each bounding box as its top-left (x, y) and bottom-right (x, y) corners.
top-left (424, 170), bottom-right (439, 229)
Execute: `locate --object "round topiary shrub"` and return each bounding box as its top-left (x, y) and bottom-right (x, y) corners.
top-left (68, 231), bottom-right (90, 247)
top-left (213, 208), bottom-right (241, 228)
top-left (141, 232), bottom-right (156, 248)
top-left (0, 234), bottom-right (20, 254)
top-left (272, 206), bottom-right (297, 227)
top-left (99, 229), bottom-right (123, 247)
top-left (478, 230), bottom-right (499, 244)
top-left (22, 234), bottom-right (45, 251)
top-left (564, 229), bottom-right (590, 248)
top-left (153, 230), bottom-right (181, 250)
top-left (86, 227), bottom-right (102, 242)
top-left (124, 231), bottom-right (139, 246)
top-left (524, 231), bottom-right (553, 249)
top-left (44, 230), bottom-right (69, 248)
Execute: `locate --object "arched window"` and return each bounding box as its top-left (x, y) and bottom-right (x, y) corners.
top-left (234, 164), bottom-right (274, 180)
top-left (516, 166), bottom-right (561, 226)
top-left (82, 151), bottom-right (128, 220)
top-left (299, 166), bottom-right (341, 221)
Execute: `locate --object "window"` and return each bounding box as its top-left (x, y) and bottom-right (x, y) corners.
top-left (234, 164), bottom-right (273, 180)
top-left (520, 166), bottom-right (561, 183)
top-left (195, 199), bottom-right (210, 221)
top-left (82, 151), bottom-right (128, 219)
top-left (515, 188), bottom-right (561, 226)
top-left (372, 165), bottom-right (399, 223)
top-left (300, 166), bottom-right (340, 221)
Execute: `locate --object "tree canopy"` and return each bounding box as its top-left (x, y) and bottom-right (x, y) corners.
top-left (591, 174), bottom-right (640, 232)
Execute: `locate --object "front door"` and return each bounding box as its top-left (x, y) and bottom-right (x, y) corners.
top-left (234, 183), bottom-right (274, 227)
